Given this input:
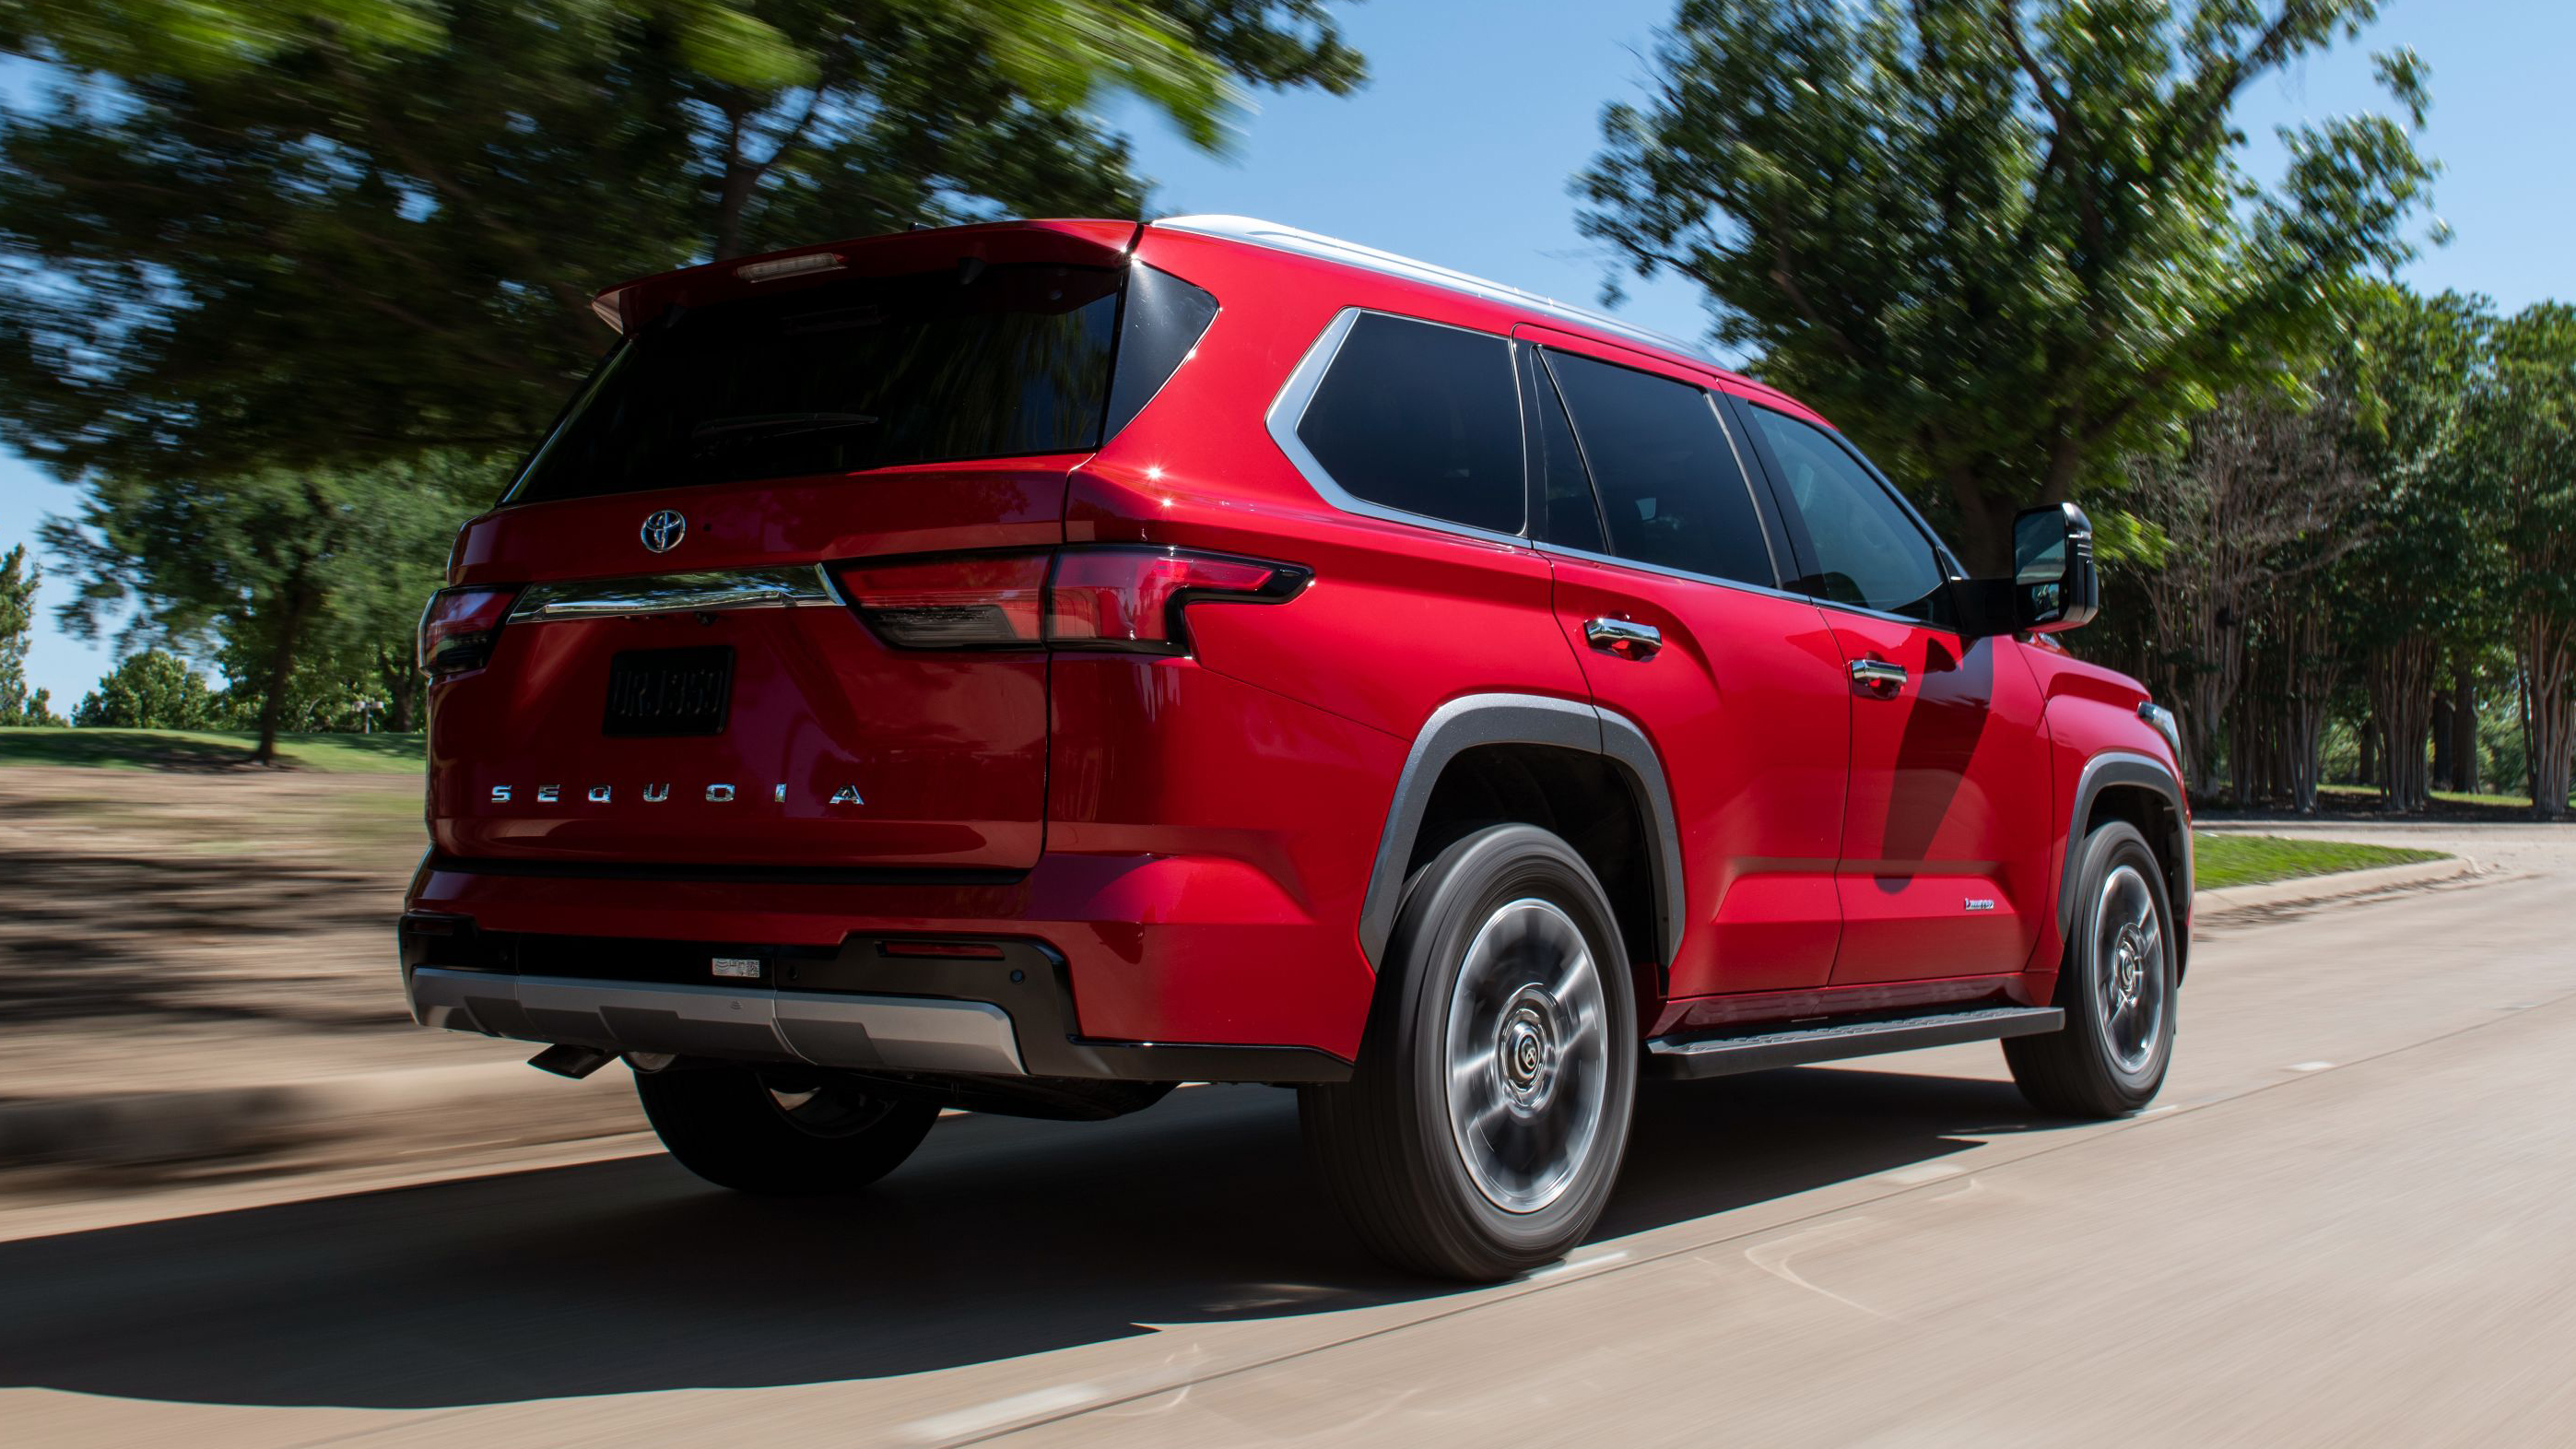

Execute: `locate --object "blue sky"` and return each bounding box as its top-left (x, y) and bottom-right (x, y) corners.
top-left (4, 0), bottom-right (2567, 706)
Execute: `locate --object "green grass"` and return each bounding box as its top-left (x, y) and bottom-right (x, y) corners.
top-left (0, 726), bottom-right (425, 774)
top-left (2194, 831), bottom-right (2444, 891)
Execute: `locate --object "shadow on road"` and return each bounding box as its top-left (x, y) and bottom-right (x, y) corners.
top-left (0, 1066), bottom-right (2045, 1409)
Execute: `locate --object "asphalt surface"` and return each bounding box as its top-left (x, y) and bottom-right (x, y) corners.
top-left (8, 823), bottom-right (2575, 1447)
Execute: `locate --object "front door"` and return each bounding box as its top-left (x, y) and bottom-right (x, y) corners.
top-left (1730, 400), bottom-right (2052, 985)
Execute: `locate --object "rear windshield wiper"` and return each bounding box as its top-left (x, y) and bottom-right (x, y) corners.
top-left (688, 412), bottom-right (880, 454)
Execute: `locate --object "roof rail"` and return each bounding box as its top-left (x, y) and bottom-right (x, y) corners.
top-left (1150, 214), bottom-right (1718, 368)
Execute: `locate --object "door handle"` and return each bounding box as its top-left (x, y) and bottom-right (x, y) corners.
top-left (1849, 658), bottom-right (1908, 695)
top-left (1584, 617), bottom-right (1662, 660)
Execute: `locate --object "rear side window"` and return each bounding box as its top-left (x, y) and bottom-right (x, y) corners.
top-left (1742, 406), bottom-right (1947, 622)
top-left (1542, 350), bottom-right (1773, 587)
top-left (509, 264), bottom-right (1123, 504)
top-left (1295, 313), bottom-right (1525, 536)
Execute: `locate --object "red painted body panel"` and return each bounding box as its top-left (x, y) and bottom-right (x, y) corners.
top-left (1818, 616), bottom-right (2053, 984)
top-left (408, 216), bottom-right (2186, 1064)
top-left (2025, 648), bottom-right (2190, 984)
top-left (1544, 554), bottom-right (1851, 995)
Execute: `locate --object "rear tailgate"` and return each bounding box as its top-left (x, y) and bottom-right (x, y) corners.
top-left (429, 465), bottom-right (1069, 870)
top-left (421, 221), bottom-right (1222, 876)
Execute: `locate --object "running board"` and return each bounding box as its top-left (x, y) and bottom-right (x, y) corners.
top-left (1645, 1006), bottom-right (2064, 1080)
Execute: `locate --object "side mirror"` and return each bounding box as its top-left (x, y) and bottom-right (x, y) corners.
top-left (2011, 501), bottom-right (2098, 633)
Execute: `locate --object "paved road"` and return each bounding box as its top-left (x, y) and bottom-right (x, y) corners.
top-left (9, 825), bottom-right (2576, 1447)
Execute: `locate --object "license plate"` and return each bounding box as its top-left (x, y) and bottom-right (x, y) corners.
top-left (602, 646), bottom-right (734, 736)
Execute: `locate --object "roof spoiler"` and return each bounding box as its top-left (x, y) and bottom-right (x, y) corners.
top-left (588, 218), bottom-right (1142, 336)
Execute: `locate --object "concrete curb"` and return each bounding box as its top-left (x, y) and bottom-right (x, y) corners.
top-left (2195, 854), bottom-right (2476, 919)
top-left (0, 1057), bottom-right (643, 1172)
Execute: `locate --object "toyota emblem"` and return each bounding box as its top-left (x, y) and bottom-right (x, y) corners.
top-left (639, 510), bottom-right (687, 554)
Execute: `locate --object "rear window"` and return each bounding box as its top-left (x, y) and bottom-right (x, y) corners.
top-left (509, 263), bottom-right (1139, 504)
top-left (1294, 312), bottom-right (1525, 536)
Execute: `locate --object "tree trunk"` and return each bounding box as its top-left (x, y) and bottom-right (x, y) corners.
top-left (2429, 689), bottom-right (2454, 791)
top-left (2518, 612), bottom-right (2575, 821)
top-left (2451, 666), bottom-right (2478, 796)
top-left (378, 642), bottom-right (420, 733)
top-left (2368, 637), bottom-right (2440, 814)
top-left (253, 588), bottom-right (312, 766)
top-left (2358, 714), bottom-right (2378, 789)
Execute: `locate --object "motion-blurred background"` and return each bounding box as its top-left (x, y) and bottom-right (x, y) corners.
top-left (0, 0), bottom-right (2569, 1189)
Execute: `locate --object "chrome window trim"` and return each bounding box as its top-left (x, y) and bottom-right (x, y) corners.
top-left (1264, 306), bottom-right (1537, 551)
top-left (508, 566), bottom-right (838, 624)
top-left (1160, 215), bottom-right (1719, 370)
top-left (1532, 538), bottom-right (1819, 610)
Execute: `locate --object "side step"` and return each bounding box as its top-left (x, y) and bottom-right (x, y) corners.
top-left (1645, 1006), bottom-right (2064, 1081)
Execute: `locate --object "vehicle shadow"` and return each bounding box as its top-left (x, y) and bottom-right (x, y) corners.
top-left (0, 1066), bottom-right (2046, 1409)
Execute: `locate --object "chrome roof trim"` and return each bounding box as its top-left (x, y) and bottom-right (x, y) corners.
top-left (1153, 215), bottom-right (1722, 371)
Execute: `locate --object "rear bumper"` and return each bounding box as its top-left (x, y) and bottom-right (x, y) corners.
top-left (408, 967), bottom-right (1028, 1075)
top-left (396, 901), bottom-right (1357, 1084)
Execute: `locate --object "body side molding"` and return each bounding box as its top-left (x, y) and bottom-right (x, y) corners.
top-left (1357, 692), bottom-right (1688, 969)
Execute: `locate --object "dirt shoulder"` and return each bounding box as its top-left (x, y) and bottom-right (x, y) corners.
top-left (0, 764), bottom-right (645, 1198)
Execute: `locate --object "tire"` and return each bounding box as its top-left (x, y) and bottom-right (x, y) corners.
top-left (633, 1063), bottom-right (939, 1195)
top-left (1301, 823), bottom-right (1638, 1280)
top-left (2006, 819), bottom-right (2178, 1118)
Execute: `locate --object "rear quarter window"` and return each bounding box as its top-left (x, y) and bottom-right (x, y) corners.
top-left (1293, 312), bottom-right (1525, 536)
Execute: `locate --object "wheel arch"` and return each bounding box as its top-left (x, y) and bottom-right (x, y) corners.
top-left (2064, 751), bottom-right (2194, 981)
top-left (1358, 694), bottom-right (1685, 976)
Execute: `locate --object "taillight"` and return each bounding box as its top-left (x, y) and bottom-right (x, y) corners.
top-left (836, 554), bottom-right (1050, 649)
top-left (836, 547), bottom-right (1308, 654)
top-left (418, 585), bottom-right (520, 677)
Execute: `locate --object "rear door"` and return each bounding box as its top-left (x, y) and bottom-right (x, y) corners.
top-left (1523, 335), bottom-right (1851, 997)
top-left (426, 248), bottom-right (1216, 872)
top-left (1728, 399), bottom-right (2052, 984)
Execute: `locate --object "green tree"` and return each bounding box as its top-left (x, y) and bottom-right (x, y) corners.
top-left (72, 648), bottom-right (222, 728)
top-left (0, 541), bottom-right (65, 724)
top-left (42, 455), bottom-right (484, 761)
top-left (2328, 286), bottom-right (2496, 813)
top-left (0, 0), bottom-right (1364, 481)
top-left (2468, 302), bottom-right (2576, 818)
top-left (1577, 0), bottom-right (2438, 571)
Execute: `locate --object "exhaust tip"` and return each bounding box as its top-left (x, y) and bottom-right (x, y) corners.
top-left (527, 1044), bottom-right (618, 1079)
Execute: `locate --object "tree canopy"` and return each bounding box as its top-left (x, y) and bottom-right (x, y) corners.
top-left (70, 647), bottom-right (222, 728)
top-left (1577, 0), bottom-right (2438, 571)
top-left (41, 454), bottom-right (488, 758)
top-left (0, 0), bottom-right (1365, 482)
top-left (0, 542), bottom-right (64, 725)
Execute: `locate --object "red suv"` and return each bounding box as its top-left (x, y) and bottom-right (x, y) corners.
top-left (404, 216), bottom-right (2191, 1280)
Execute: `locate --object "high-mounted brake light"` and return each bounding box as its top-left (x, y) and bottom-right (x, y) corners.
top-left (735, 252), bottom-right (844, 284)
top-left (834, 547), bottom-right (1308, 655)
top-left (418, 585), bottom-right (520, 677)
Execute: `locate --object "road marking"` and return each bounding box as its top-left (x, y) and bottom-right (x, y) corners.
top-left (1877, 1161), bottom-right (1963, 1185)
top-left (2142, 1104), bottom-right (2180, 1115)
top-left (1531, 1247), bottom-right (1630, 1279)
top-left (902, 1384), bottom-right (1104, 1442)
top-left (1744, 1219), bottom-right (1896, 1320)
top-left (2287, 1061), bottom-right (2335, 1072)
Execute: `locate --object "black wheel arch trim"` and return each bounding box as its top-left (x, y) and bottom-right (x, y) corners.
top-left (1358, 692), bottom-right (1687, 970)
top-left (2063, 749), bottom-right (2194, 972)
